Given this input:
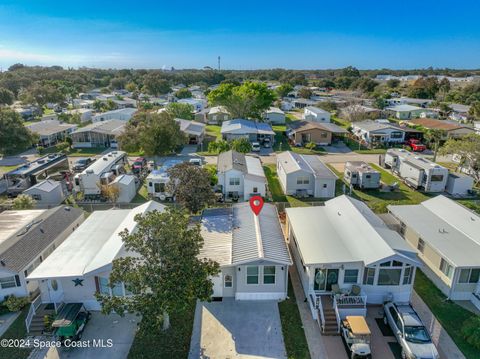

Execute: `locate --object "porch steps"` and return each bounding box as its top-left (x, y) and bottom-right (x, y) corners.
top-left (28, 304), bottom-right (56, 335)
top-left (321, 296), bottom-right (340, 336)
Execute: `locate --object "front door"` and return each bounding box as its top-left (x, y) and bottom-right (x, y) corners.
top-left (314, 268), bottom-right (339, 291)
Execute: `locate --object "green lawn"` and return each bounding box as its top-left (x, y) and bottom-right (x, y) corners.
top-left (328, 163), bottom-right (429, 213)
top-left (128, 303), bottom-right (195, 359)
top-left (0, 307), bottom-right (32, 359)
top-left (132, 183), bottom-right (149, 203)
top-left (264, 164), bottom-right (287, 202)
top-left (0, 165), bottom-right (19, 175)
top-left (414, 271), bottom-right (479, 359)
top-left (278, 278), bottom-right (311, 359)
top-left (343, 137), bottom-right (387, 154)
top-left (205, 125), bottom-right (222, 140)
top-left (41, 145), bottom-right (107, 157)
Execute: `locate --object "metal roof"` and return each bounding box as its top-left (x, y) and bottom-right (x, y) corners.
top-left (221, 119), bottom-right (275, 135)
top-left (27, 120), bottom-right (77, 136)
top-left (72, 119), bottom-right (125, 135)
top-left (217, 151), bottom-right (265, 178)
top-left (80, 151), bottom-right (126, 176)
top-left (388, 195), bottom-right (480, 267)
top-left (286, 195), bottom-right (418, 266)
top-left (276, 151), bottom-right (337, 179)
top-left (288, 120), bottom-right (347, 134)
top-left (386, 149), bottom-right (446, 171)
top-left (305, 106), bottom-right (330, 115)
top-left (352, 120), bottom-right (406, 133)
top-left (386, 104), bottom-right (423, 112)
top-left (200, 203), bottom-right (291, 266)
top-left (28, 201), bottom-right (165, 279)
top-left (24, 179), bottom-right (61, 193)
top-left (345, 161), bottom-right (379, 174)
top-left (174, 118), bottom-right (205, 136)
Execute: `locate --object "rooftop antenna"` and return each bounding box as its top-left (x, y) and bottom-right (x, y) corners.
top-left (218, 56), bottom-right (221, 71)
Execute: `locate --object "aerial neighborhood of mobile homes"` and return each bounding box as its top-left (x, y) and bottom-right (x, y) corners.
top-left (1, 67), bottom-right (480, 359)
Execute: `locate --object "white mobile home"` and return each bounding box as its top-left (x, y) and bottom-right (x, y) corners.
top-left (146, 159), bottom-right (183, 201)
top-left (263, 107), bottom-right (286, 124)
top-left (388, 196), bottom-right (480, 310)
top-left (276, 151), bottom-right (337, 198)
top-left (344, 161), bottom-right (381, 189)
top-left (92, 108), bottom-right (136, 123)
top-left (303, 106), bottom-right (331, 123)
top-left (351, 120), bottom-right (406, 145)
top-left (384, 149), bottom-right (448, 192)
top-left (200, 203), bottom-right (291, 300)
top-left (217, 150), bottom-right (266, 201)
top-left (287, 195), bottom-right (420, 334)
top-left (28, 202), bottom-right (165, 314)
top-left (0, 206), bottom-right (84, 302)
top-left (74, 151), bottom-right (128, 196)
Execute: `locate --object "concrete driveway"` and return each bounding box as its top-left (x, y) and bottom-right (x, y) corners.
top-left (189, 299), bottom-right (287, 359)
top-left (42, 312), bottom-right (139, 359)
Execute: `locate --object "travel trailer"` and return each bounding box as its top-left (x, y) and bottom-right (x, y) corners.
top-left (344, 161), bottom-right (381, 189)
top-left (146, 159), bottom-right (183, 200)
top-left (5, 153), bottom-right (68, 196)
top-left (384, 149), bottom-right (449, 192)
top-left (73, 151), bottom-right (127, 196)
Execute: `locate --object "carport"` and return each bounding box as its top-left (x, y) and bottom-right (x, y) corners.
top-left (189, 299), bottom-right (287, 359)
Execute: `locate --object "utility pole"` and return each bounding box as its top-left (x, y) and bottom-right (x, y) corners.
top-left (218, 56), bottom-right (221, 71)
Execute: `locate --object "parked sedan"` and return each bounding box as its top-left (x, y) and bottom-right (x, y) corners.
top-left (384, 302), bottom-right (439, 359)
top-left (72, 158), bottom-right (94, 171)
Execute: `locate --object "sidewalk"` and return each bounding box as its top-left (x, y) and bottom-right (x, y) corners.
top-left (411, 291), bottom-right (466, 359)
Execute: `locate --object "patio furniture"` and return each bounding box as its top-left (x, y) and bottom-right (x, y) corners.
top-left (350, 285), bottom-right (361, 296)
top-left (331, 284), bottom-right (342, 298)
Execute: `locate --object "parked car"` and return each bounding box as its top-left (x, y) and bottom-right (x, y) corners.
top-left (406, 139), bottom-right (426, 152)
top-left (72, 158), bottom-right (94, 171)
top-left (132, 157), bottom-right (147, 174)
top-left (189, 158), bottom-right (202, 166)
top-left (53, 303), bottom-right (91, 344)
top-left (252, 142), bottom-right (261, 152)
top-left (383, 302), bottom-right (439, 359)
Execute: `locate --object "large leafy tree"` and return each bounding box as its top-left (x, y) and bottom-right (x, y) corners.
top-left (174, 88), bottom-right (192, 99)
top-left (165, 102), bottom-right (194, 120)
top-left (230, 138), bottom-right (253, 153)
top-left (0, 87), bottom-right (14, 106)
top-left (468, 101), bottom-right (480, 121)
top-left (118, 112), bottom-right (185, 156)
top-left (20, 82), bottom-right (66, 107)
top-left (167, 162), bottom-right (216, 213)
top-left (440, 133), bottom-right (480, 184)
top-left (97, 208), bottom-right (220, 330)
top-left (143, 74), bottom-right (171, 96)
top-left (275, 83), bottom-right (293, 98)
top-left (408, 77), bottom-right (440, 99)
top-left (207, 81), bottom-right (275, 119)
top-left (0, 109), bottom-right (38, 155)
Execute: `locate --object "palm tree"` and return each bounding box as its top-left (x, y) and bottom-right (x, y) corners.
top-left (424, 129), bottom-right (445, 162)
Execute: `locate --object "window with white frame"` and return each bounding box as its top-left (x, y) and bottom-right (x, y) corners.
top-left (296, 176), bottom-right (310, 185)
top-left (224, 274), bottom-right (233, 288)
top-left (417, 238), bottom-right (425, 253)
top-left (0, 276), bottom-right (18, 289)
top-left (458, 268), bottom-right (480, 284)
top-left (403, 266), bottom-right (414, 285)
top-left (263, 266), bottom-right (276, 284)
top-left (439, 258), bottom-right (453, 279)
top-left (363, 267), bottom-right (375, 285)
top-left (378, 268), bottom-right (402, 285)
top-left (246, 266), bottom-right (259, 284)
top-left (229, 178), bottom-right (240, 186)
top-left (99, 277), bottom-right (110, 295)
top-left (344, 269), bottom-right (359, 284)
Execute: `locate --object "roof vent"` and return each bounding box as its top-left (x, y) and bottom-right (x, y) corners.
top-left (337, 211), bottom-right (341, 216)
top-left (438, 228), bottom-right (448, 234)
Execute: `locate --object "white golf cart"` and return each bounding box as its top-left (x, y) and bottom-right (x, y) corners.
top-left (340, 316), bottom-right (372, 359)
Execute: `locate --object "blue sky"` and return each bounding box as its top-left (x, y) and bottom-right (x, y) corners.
top-left (0, 0), bottom-right (479, 70)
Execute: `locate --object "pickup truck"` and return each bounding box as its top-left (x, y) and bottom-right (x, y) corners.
top-left (406, 139), bottom-right (426, 152)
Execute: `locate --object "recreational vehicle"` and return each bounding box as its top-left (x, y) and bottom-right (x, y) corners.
top-left (74, 151), bottom-right (127, 196)
top-left (146, 159), bottom-right (183, 200)
top-left (384, 149), bottom-right (448, 192)
top-left (344, 161), bottom-right (381, 189)
top-left (5, 153), bottom-right (68, 196)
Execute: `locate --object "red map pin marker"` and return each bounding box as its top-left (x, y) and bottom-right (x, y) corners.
top-left (249, 195), bottom-right (264, 216)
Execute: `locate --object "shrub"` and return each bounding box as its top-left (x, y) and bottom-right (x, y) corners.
top-left (305, 141), bottom-right (316, 150)
top-left (4, 295), bottom-right (29, 312)
top-left (461, 316), bottom-right (480, 349)
top-left (37, 146), bottom-right (45, 155)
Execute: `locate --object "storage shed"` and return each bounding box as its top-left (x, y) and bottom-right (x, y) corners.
top-left (445, 173), bottom-right (474, 196)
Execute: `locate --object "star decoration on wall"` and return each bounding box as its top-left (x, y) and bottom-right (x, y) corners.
top-left (72, 278), bottom-right (84, 287)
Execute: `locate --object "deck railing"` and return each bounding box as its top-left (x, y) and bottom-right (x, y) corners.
top-left (309, 290), bottom-right (325, 332)
top-left (335, 295), bottom-right (367, 308)
top-left (25, 295), bottom-right (42, 333)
